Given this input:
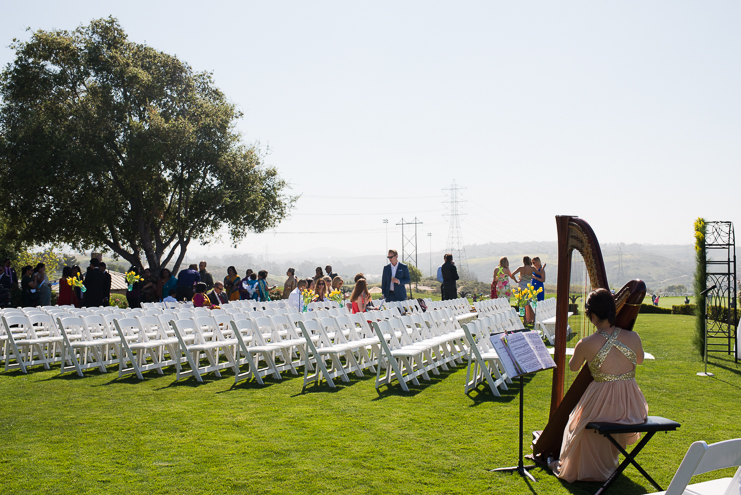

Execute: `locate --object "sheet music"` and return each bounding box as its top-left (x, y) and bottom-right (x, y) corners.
top-left (490, 335), bottom-right (520, 378)
top-left (524, 331), bottom-right (557, 369)
top-left (507, 332), bottom-right (544, 374)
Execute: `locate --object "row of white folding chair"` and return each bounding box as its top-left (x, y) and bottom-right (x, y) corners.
top-left (534, 298), bottom-right (557, 325)
top-left (462, 316), bottom-right (512, 396)
top-left (473, 297), bottom-right (511, 316)
top-left (370, 310), bottom-right (471, 391)
top-left (2, 313), bottom-right (64, 372)
top-left (426, 298), bottom-right (470, 316)
top-left (298, 315), bottom-right (380, 388)
top-left (382, 299), bottom-right (424, 315)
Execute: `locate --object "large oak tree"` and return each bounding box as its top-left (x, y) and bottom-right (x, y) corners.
top-left (0, 17), bottom-right (294, 273)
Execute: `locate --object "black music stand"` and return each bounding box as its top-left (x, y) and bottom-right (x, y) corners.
top-left (490, 373), bottom-right (538, 482)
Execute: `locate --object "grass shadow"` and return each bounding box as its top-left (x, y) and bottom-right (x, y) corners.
top-left (371, 362), bottom-right (465, 399)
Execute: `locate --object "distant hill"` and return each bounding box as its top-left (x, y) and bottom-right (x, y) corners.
top-left (464, 242), bottom-right (696, 293)
top-left (192, 241), bottom-right (710, 294)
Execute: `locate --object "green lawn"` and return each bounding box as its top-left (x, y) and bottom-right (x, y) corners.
top-left (1, 314), bottom-right (739, 494)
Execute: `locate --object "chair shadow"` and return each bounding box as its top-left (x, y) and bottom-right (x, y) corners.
top-left (555, 473), bottom-right (653, 495)
top-left (220, 379), bottom-right (278, 393)
top-left (371, 364), bottom-right (463, 400)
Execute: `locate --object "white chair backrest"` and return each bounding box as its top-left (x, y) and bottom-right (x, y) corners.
top-left (665, 439), bottom-right (741, 495)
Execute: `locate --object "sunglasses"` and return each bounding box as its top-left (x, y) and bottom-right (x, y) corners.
top-left (387, 255), bottom-right (396, 259)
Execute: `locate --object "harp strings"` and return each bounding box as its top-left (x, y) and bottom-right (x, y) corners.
top-left (564, 251), bottom-right (595, 390)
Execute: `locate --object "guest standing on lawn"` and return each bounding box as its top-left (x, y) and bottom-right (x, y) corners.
top-left (441, 253), bottom-right (459, 301)
top-left (381, 249), bottom-right (410, 302)
top-left (176, 264), bottom-right (200, 301)
top-left (224, 266), bottom-right (241, 301)
top-left (531, 257), bottom-right (546, 302)
top-left (57, 266), bottom-right (75, 306)
top-left (491, 257), bottom-right (515, 301)
top-left (199, 261), bottom-right (214, 291)
top-left (283, 268), bottom-right (298, 299)
top-left (512, 256), bottom-right (535, 290)
top-left (100, 262), bottom-right (111, 306)
top-left (83, 258), bottom-right (105, 307)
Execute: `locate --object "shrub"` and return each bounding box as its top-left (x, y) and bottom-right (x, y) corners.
top-left (109, 294), bottom-right (129, 309)
top-left (639, 304), bottom-right (672, 314)
top-left (693, 218), bottom-right (707, 356)
top-left (269, 287), bottom-right (283, 300)
top-left (672, 304), bottom-right (696, 316)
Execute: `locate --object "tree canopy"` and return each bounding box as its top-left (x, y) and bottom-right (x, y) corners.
top-left (0, 17), bottom-right (294, 273)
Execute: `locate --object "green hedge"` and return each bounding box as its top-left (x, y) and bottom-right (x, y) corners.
top-left (109, 294), bottom-right (129, 309)
top-left (639, 304), bottom-right (672, 314)
top-left (672, 304), bottom-right (696, 315)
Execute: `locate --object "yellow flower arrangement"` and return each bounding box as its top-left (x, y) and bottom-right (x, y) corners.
top-left (328, 289), bottom-right (343, 307)
top-left (301, 289), bottom-right (316, 312)
top-left (66, 275), bottom-right (86, 292)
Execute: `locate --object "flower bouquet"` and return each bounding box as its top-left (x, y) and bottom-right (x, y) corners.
top-left (301, 289), bottom-right (316, 312)
top-left (66, 275), bottom-right (86, 293)
top-left (512, 283), bottom-right (544, 322)
top-left (328, 289), bottom-right (343, 307)
top-left (125, 271), bottom-right (143, 292)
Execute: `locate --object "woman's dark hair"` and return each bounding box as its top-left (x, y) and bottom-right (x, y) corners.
top-left (444, 253), bottom-right (453, 262)
top-left (72, 265), bottom-right (82, 276)
top-left (585, 288), bottom-right (616, 325)
top-left (62, 266), bottom-right (72, 278)
top-left (523, 256), bottom-right (531, 266)
top-left (195, 282), bottom-right (207, 293)
top-left (227, 266), bottom-right (236, 276)
top-left (258, 270), bottom-right (267, 279)
top-left (160, 268), bottom-right (171, 279)
top-left (34, 262), bottom-right (45, 272)
top-left (22, 265), bottom-right (33, 275)
top-left (315, 267), bottom-right (323, 276)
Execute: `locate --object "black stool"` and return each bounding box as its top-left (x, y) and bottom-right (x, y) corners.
top-left (586, 416), bottom-right (680, 494)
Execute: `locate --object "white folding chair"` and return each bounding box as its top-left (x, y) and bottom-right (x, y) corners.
top-left (57, 316), bottom-right (109, 376)
top-left (647, 438), bottom-right (741, 495)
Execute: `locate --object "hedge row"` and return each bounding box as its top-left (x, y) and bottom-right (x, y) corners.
top-left (638, 304), bottom-right (672, 314)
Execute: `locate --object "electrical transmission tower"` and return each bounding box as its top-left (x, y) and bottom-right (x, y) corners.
top-left (442, 180), bottom-right (470, 279)
top-left (397, 217), bottom-right (423, 269)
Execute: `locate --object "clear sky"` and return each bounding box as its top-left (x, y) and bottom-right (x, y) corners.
top-left (2, 2), bottom-right (739, 259)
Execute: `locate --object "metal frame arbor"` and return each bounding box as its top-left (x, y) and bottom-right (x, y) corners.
top-left (704, 221), bottom-right (738, 359)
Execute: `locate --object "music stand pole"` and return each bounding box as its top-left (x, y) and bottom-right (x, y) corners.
top-left (490, 374), bottom-right (537, 482)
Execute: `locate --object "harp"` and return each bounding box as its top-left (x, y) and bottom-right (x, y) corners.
top-left (532, 215), bottom-right (646, 460)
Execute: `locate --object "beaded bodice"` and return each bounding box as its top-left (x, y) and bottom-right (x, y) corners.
top-left (587, 328), bottom-right (637, 382)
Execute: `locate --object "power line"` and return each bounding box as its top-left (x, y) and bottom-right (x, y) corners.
top-left (303, 194), bottom-right (444, 200)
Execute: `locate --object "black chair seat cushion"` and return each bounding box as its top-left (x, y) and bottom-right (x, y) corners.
top-left (587, 416), bottom-right (680, 435)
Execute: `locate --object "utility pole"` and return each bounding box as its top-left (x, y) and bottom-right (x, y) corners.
top-left (428, 232), bottom-right (432, 278)
top-left (383, 219), bottom-right (388, 255)
top-left (443, 180), bottom-right (470, 279)
top-left (398, 217), bottom-right (423, 299)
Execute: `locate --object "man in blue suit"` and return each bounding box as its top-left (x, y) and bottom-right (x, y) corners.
top-left (382, 249), bottom-right (410, 301)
